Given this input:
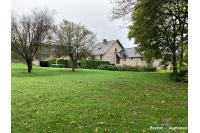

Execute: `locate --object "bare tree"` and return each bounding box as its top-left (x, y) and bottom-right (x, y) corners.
top-left (11, 7), bottom-right (56, 73)
top-left (55, 20), bottom-right (97, 72)
top-left (110, 0), bottom-right (137, 20)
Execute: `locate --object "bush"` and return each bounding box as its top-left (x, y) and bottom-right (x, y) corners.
top-left (169, 72), bottom-right (182, 82)
top-left (125, 66), bottom-right (135, 71)
top-left (132, 66), bottom-right (141, 72)
top-left (141, 66), bottom-right (157, 72)
top-left (80, 60), bottom-right (110, 69)
top-left (98, 65), bottom-right (157, 72)
top-left (68, 60), bottom-right (77, 68)
top-left (48, 59), bottom-right (55, 67)
top-left (169, 67), bottom-right (188, 82)
top-left (117, 66), bottom-right (126, 71)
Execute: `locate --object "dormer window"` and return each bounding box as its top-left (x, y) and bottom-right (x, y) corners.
top-left (97, 48), bottom-right (101, 51)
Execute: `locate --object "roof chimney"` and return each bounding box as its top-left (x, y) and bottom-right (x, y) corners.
top-left (103, 39), bottom-right (107, 44)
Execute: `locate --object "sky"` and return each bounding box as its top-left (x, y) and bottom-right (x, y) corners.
top-left (11, 0), bottom-right (135, 48)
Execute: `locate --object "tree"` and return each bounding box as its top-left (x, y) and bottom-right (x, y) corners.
top-left (111, 0), bottom-right (188, 73)
top-left (55, 20), bottom-right (96, 72)
top-left (110, 0), bottom-right (137, 20)
top-left (11, 7), bottom-right (56, 73)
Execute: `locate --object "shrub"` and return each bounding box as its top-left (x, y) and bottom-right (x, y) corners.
top-left (118, 66), bottom-right (126, 71)
top-left (125, 66), bottom-right (135, 71)
top-left (57, 59), bottom-right (68, 67)
top-left (132, 66), bottom-right (141, 72)
top-left (180, 66), bottom-right (188, 82)
top-left (68, 60), bottom-right (77, 68)
top-left (141, 66), bottom-right (157, 72)
top-left (98, 65), bottom-right (157, 72)
top-left (98, 64), bottom-right (111, 70)
top-left (48, 59), bottom-right (55, 67)
top-left (169, 72), bottom-right (182, 82)
top-left (169, 67), bottom-right (188, 82)
top-left (81, 60), bottom-right (110, 69)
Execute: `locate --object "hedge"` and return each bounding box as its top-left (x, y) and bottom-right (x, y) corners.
top-left (68, 60), bottom-right (77, 68)
top-left (80, 60), bottom-right (110, 69)
top-left (97, 64), bottom-right (157, 72)
top-left (48, 59), bottom-right (77, 68)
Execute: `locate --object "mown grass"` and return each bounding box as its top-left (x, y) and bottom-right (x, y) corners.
top-left (11, 63), bottom-right (188, 133)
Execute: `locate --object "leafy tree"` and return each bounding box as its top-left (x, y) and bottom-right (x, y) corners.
top-left (54, 20), bottom-right (97, 72)
top-left (11, 7), bottom-right (56, 73)
top-left (111, 0), bottom-right (188, 73)
top-left (140, 49), bottom-right (157, 66)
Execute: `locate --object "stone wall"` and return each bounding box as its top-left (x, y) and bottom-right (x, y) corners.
top-left (152, 59), bottom-right (161, 69)
top-left (62, 56), bottom-right (71, 60)
top-left (95, 55), bottom-right (101, 60)
top-left (119, 58), bottom-right (170, 70)
top-left (32, 59), bottom-right (40, 66)
top-left (120, 58), bottom-right (147, 67)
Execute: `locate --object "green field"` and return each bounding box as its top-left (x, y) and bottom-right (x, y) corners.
top-left (11, 63), bottom-right (188, 132)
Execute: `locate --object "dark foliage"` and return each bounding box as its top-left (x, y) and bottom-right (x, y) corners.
top-left (98, 65), bottom-right (157, 72)
top-left (80, 60), bottom-right (110, 69)
top-left (169, 69), bottom-right (188, 82)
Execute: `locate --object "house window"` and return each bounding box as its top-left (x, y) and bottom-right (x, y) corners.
top-left (115, 48), bottom-right (117, 51)
top-left (100, 55), bottom-right (102, 60)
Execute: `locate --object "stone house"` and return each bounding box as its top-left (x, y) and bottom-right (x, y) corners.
top-left (91, 39), bottom-right (124, 65)
top-left (91, 39), bottom-right (169, 69)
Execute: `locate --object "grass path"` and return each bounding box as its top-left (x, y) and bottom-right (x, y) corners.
top-left (11, 63), bottom-right (188, 132)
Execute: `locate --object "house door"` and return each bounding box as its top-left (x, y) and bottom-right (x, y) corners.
top-left (116, 55), bottom-right (120, 64)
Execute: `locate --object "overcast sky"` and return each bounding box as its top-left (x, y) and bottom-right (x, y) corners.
top-left (11, 0), bottom-right (136, 48)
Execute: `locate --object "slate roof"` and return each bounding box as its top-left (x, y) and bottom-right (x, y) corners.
top-left (124, 48), bottom-right (141, 58)
top-left (117, 47), bottom-right (142, 58)
top-left (92, 39), bottom-right (123, 55)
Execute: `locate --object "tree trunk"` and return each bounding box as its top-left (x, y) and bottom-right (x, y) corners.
top-left (180, 27), bottom-right (184, 68)
top-left (180, 46), bottom-right (183, 67)
top-left (172, 50), bottom-right (178, 73)
top-left (172, 23), bottom-right (178, 73)
top-left (30, 61), bottom-right (33, 70)
top-left (27, 61), bottom-right (32, 73)
top-left (72, 61), bottom-right (75, 72)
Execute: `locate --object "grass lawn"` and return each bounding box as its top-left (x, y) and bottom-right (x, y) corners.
top-left (11, 63), bottom-right (188, 133)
